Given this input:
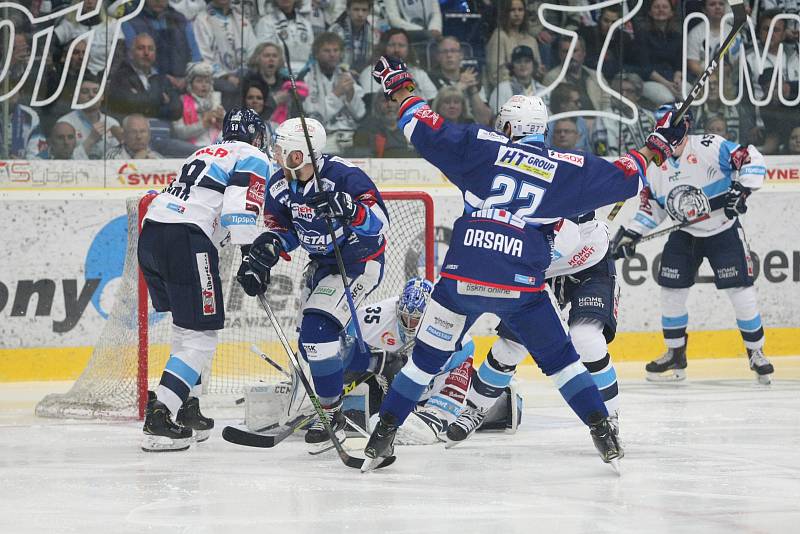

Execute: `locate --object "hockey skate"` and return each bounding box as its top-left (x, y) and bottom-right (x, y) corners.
top-left (176, 396), bottom-right (214, 443)
top-left (363, 412), bottom-right (399, 472)
top-left (305, 400), bottom-right (347, 454)
top-left (747, 348), bottom-right (774, 385)
top-left (445, 402), bottom-right (487, 449)
top-left (141, 391), bottom-right (193, 452)
top-left (588, 413), bottom-right (623, 474)
top-left (645, 343), bottom-right (687, 382)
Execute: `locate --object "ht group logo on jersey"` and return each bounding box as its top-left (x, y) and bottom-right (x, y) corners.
top-left (0, 1), bottom-right (144, 108)
top-left (494, 146), bottom-right (558, 182)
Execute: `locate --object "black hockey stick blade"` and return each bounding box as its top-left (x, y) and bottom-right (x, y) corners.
top-left (347, 454), bottom-right (396, 471)
top-left (223, 413), bottom-right (312, 448)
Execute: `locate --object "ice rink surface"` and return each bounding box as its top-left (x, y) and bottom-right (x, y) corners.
top-left (1, 358), bottom-right (799, 534)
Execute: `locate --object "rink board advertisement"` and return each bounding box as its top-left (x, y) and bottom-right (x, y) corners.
top-left (1, 184), bottom-right (799, 381)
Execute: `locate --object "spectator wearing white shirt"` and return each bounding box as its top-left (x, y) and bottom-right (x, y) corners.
top-left (383, 0), bottom-right (441, 42)
top-left (57, 76), bottom-right (123, 159)
top-left (358, 28), bottom-right (437, 101)
top-left (330, 0), bottom-right (382, 74)
top-left (304, 32), bottom-right (366, 154)
top-left (106, 114), bottom-right (163, 159)
top-left (256, 0), bottom-right (315, 74)
top-left (685, 0), bottom-right (741, 80)
top-left (489, 45), bottom-right (547, 112)
top-left (35, 122), bottom-right (90, 160)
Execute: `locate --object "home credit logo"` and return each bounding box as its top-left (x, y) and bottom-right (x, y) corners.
top-left (117, 163), bottom-right (177, 187)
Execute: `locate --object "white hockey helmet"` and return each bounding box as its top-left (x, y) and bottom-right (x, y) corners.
top-left (273, 117), bottom-right (327, 171)
top-left (494, 95), bottom-right (549, 140)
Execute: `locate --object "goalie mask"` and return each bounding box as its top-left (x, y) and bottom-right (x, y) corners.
top-left (273, 118), bottom-right (327, 178)
top-left (494, 95), bottom-right (549, 141)
top-left (397, 277), bottom-right (434, 342)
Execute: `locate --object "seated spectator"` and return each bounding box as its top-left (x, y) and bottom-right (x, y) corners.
top-left (485, 0), bottom-right (542, 88)
top-left (551, 117), bottom-right (580, 151)
top-left (330, 0), bottom-right (382, 74)
top-left (358, 29), bottom-right (438, 101)
top-left (702, 114), bottom-right (729, 138)
top-left (34, 121), bottom-right (89, 160)
top-left (169, 0), bottom-right (206, 21)
top-left (106, 33), bottom-right (183, 121)
top-left (428, 36), bottom-right (492, 125)
top-left (545, 83), bottom-right (591, 152)
top-left (761, 0), bottom-right (799, 41)
top-left (593, 73), bottom-right (655, 156)
top-left (309, 0), bottom-right (349, 35)
top-left (543, 37), bottom-right (609, 112)
top-left (746, 10), bottom-right (792, 103)
top-left (352, 97), bottom-right (417, 157)
top-left (304, 32), bottom-right (366, 154)
top-left (633, 0), bottom-right (683, 105)
top-left (8, 33), bottom-right (31, 89)
top-left (193, 0), bottom-right (257, 108)
top-left (383, 0), bottom-right (442, 42)
top-left (122, 0), bottom-right (202, 92)
top-left (54, 0), bottom-right (124, 75)
top-left (783, 126), bottom-right (800, 155)
top-left (578, 4), bottom-right (645, 85)
top-left (691, 69), bottom-right (754, 144)
top-left (433, 85), bottom-right (473, 124)
top-left (106, 114), bottom-right (162, 158)
top-left (57, 75), bottom-right (123, 159)
top-left (172, 61), bottom-right (225, 148)
top-left (0, 81), bottom-right (44, 159)
top-left (685, 0), bottom-right (742, 80)
top-left (244, 43), bottom-right (308, 126)
top-left (489, 45), bottom-right (547, 111)
top-left (256, 0), bottom-right (314, 74)
top-left (242, 80), bottom-right (277, 129)
top-left (40, 39), bottom-right (87, 133)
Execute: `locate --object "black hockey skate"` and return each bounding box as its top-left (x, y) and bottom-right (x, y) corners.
top-left (646, 342), bottom-right (688, 382)
top-left (305, 400), bottom-right (347, 454)
top-left (445, 402), bottom-right (487, 449)
top-left (176, 396), bottom-right (214, 442)
top-left (588, 413), bottom-right (623, 473)
top-left (363, 412), bottom-right (399, 472)
top-left (142, 391), bottom-right (193, 452)
top-left (747, 348), bottom-right (774, 385)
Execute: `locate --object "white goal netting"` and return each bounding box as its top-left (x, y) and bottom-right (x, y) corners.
top-left (36, 191), bottom-right (434, 419)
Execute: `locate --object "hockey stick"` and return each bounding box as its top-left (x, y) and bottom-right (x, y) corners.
top-left (276, 35), bottom-right (368, 355)
top-left (606, 0), bottom-right (748, 222)
top-left (255, 292), bottom-right (395, 469)
top-left (250, 344), bottom-right (292, 379)
top-left (639, 214), bottom-right (711, 243)
top-left (224, 371), bottom-right (375, 448)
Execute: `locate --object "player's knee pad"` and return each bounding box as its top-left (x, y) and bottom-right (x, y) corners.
top-left (171, 325), bottom-right (217, 373)
top-left (569, 318), bottom-right (607, 364)
top-left (660, 287), bottom-right (690, 318)
top-left (414, 296), bottom-right (467, 354)
top-left (725, 286), bottom-right (760, 321)
top-left (490, 337), bottom-right (528, 368)
top-left (298, 313), bottom-right (341, 362)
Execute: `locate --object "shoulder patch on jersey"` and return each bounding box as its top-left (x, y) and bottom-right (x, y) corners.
top-left (494, 145), bottom-right (558, 182)
top-left (477, 129), bottom-right (509, 143)
top-left (269, 178), bottom-right (288, 198)
top-left (548, 149), bottom-right (584, 167)
top-left (413, 107), bottom-right (443, 130)
top-left (246, 175), bottom-right (265, 214)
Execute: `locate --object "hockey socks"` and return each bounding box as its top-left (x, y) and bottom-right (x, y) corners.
top-left (380, 359), bottom-right (436, 424)
top-left (299, 314), bottom-right (344, 406)
top-left (156, 326), bottom-right (216, 416)
top-left (469, 351), bottom-right (516, 411)
top-left (550, 361), bottom-right (608, 424)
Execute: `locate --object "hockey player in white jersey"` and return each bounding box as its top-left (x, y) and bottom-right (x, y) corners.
top-left (138, 107), bottom-right (274, 451)
top-left (611, 104), bottom-right (774, 384)
top-left (446, 215), bottom-right (621, 447)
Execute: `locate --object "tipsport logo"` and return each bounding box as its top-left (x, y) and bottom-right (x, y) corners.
top-left (0, 0), bottom-right (145, 109)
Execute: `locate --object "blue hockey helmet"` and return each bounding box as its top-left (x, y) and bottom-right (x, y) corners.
top-left (222, 107), bottom-right (268, 151)
top-left (397, 277), bottom-right (434, 341)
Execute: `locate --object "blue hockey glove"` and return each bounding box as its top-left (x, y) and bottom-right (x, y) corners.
top-left (308, 191), bottom-right (362, 223)
top-left (610, 226), bottom-right (642, 260)
top-left (646, 109), bottom-right (689, 165)
top-left (723, 182), bottom-right (751, 219)
top-left (372, 55), bottom-right (416, 100)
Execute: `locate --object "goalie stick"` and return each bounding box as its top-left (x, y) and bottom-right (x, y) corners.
top-left (606, 0), bottom-right (748, 222)
top-left (276, 35), bottom-right (368, 355)
top-left (255, 292), bottom-right (395, 470)
top-left (222, 371), bottom-right (375, 449)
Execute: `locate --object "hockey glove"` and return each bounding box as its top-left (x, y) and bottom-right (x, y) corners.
top-left (372, 55), bottom-right (416, 100)
top-left (308, 191), bottom-right (362, 224)
top-left (610, 226), bottom-right (643, 260)
top-left (236, 252), bottom-right (269, 297)
top-left (723, 182), bottom-right (751, 219)
top-left (646, 110), bottom-right (689, 165)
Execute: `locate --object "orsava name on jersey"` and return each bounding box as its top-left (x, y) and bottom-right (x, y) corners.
top-left (463, 228), bottom-right (524, 257)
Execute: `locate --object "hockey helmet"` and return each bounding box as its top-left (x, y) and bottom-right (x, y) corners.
top-left (273, 117), bottom-right (327, 172)
top-left (397, 277), bottom-right (434, 342)
top-left (222, 107), bottom-right (268, 151)
top-left (494, 95), bottom-right (549, 140)
top-left (655, 103), bottom-right (694, 131)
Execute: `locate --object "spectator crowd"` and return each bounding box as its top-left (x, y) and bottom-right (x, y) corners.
top-left (1, 0), bottom-right (798, 161)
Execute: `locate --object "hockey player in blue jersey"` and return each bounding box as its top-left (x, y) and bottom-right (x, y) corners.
top-left (138, 107), bottom-right (273, 451)
top-left (362, 56), bottom-right (689, 470)
top-left (238, 117), bottom-right (390, 450)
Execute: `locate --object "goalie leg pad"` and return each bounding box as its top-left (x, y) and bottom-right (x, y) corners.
top-left (477, 380), bottom-right (523, 434)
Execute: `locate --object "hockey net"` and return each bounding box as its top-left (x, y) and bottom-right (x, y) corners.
top-left (36, 191), bottom-right (435, 420)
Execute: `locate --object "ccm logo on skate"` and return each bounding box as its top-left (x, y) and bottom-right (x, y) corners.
top-left (463, 228), bottom-right (523, 257)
